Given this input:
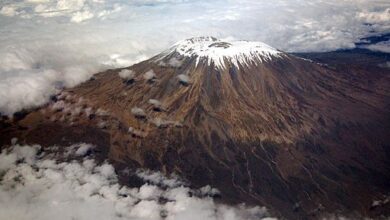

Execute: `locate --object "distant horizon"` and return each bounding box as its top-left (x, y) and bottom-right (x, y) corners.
top-left (0, 1), bottom-right (389, 220)
top-left (1, 1), bottom-right (389, 114)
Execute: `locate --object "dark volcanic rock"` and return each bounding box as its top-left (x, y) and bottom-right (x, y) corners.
top-left (1, 37), bottom-right (389, 219)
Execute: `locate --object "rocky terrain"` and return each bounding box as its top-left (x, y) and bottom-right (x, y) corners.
top-left (1, 37), bottom-right (389, 219)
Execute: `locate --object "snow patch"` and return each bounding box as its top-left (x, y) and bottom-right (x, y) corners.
top-left (163, 37), bottom-right (282, 69)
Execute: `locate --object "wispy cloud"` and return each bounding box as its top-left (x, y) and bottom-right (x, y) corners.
top-left (0, 143), bottom-right (275, 220)
top-left (362, 40), bottom-right (390, 53)
top-left (0, 0), bottom-right (389, 115)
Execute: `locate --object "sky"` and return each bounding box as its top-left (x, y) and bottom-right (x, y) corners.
top-left (0, 2), bottom-right (389, 218)
top-left (0, 0), bottom-right (389, 114)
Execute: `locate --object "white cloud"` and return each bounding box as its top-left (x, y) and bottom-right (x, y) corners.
top-left (71, 10), bottom-right (95, 23)
top-left (0, 0), bottom-right (389, 115)
top-left (26, 0), bottom-right (50, 3)
top-left (358, 8), bottom-right (390, 24)
top-left (0, 5), bottom-right (18, 16)
top-left (118, 69), bottom-right (136, 80)
top-left (0, 69), bottom-right (59, 115)
top-left (0, 144), bottom-right (275, 220)
top-left (177, 74), bottom-right (190, 84)
top-left (136, 170), bottom-right (184, 188)
top-left (75, 143), bottom-right (94, 156)
top-left (168, 57), bottom-right (183, 67)
top-left (148, 99), bottom-right (162, 108)
top-left (131, 107), bottom-right (146, 118)
top-left (362, 40), bottom-right (390, 53)
top-left (144, 70), bottom-right (157, 81)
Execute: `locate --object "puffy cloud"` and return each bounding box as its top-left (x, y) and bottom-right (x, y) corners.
top-left (71, 10), bottom-right (95, 23)
top-left (1, 0), bottom-right (114, 22)
top-left (51, 100), bottom-right (66, 111)
top-left (0, 0), bottom-right (389, 115)
top-left (0, 143), bottom-right (275, 220)
top-left (1, 0), bottom-right (389, 52)
top-left (148, 99), bottom-right (162, 109)
top-left (131, 107), bottom-right (146, 118)
top-left (75, 143), bottom-right (94, 156)
top-left (178, 74), bottom-right (190, 85)
top-left (0, 69), bottom-right (59, 115)
top-left (144, 70), bottom-right (157, 81)
top-left (118, 69), bottom-right (136, 80)
top-left (0, 38), bottom-right (111, 115)
top-left (168, 57), bottom-right (183, 67)
top-left (136, 170), bottom-right (184, 188)
top-left (362, 40), bottom-right (390, 53)
top-left (0, 5), bottom-right (18, 16)
top-left (357, 8), bottom-right (390, 25)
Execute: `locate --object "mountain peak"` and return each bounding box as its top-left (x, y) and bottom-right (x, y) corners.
top-left (3, 35), bottom-right (390, 220)
top-left (162, 36), bottom-right (282, 69)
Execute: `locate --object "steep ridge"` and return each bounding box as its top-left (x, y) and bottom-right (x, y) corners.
top-left (1, 37), bottom-right (389, 219)
top-left (163, 36), bottom-right (282, 69)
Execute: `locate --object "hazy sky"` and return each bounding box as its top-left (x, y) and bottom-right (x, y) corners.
top-left (0, 0), bottom-right (389, 114)
top-left (0, 2), bottom-right (389, 218)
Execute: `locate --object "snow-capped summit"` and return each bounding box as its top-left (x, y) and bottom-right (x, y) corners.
top-left (3, 35), bottom-right (390, 220)
top-left (162, 36), bottom-right (282, 69)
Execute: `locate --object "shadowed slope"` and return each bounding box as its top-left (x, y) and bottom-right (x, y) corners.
top-left (1, 37), bottom-right (389, 219)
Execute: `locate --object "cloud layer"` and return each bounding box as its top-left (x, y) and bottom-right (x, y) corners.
top-left (0, 0), bottom-right (389, 115)
top-left (0, 143), bottom-right (275, 220)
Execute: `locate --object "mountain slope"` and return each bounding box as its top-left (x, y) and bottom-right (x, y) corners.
top-left (1, 37), bottom-right (390, 219)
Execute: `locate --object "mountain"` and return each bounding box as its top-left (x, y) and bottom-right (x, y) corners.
top-left (1, 37), bottom-right (390, 219)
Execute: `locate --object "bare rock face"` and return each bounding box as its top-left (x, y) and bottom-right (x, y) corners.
top-left (1, 37), bottom-right (390, 219)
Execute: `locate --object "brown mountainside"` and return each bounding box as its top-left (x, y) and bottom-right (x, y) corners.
top-left (1, 37), bottom-right (389, 219)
